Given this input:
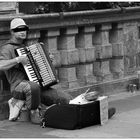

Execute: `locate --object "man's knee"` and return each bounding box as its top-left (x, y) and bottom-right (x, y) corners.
top-left (41, 88), bottom-right (73, 105)
top-left (12, 90), bottom-right (26, 100)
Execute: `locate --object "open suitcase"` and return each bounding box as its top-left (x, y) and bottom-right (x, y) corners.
top-left (42, 96), bottom-right (108, 130)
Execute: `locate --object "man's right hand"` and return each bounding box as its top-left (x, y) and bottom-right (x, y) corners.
top-left (16, 54), bottom-right (29, 65)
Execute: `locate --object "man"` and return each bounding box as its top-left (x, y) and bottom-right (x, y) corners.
top-left (0, 17), bottom-right (73, 123)
top-left (0, 17), bottom-right (115, 125)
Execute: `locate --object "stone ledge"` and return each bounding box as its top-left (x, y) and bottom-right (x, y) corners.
top-left (66, 75), bottom-right (138, 98)
top-left (108, 90), bottom-right (140, 102)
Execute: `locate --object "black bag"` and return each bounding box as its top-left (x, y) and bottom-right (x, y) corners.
top-left (41, 100), bottom-right (102, 130)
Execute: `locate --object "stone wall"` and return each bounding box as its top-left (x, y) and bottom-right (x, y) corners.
top-left (0, 7), bottom-right (140, 119)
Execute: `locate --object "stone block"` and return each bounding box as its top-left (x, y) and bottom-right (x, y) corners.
top-left (112, 43), bottom-right (124, 56)
top-left (58, 35), bottom-right (76, 50)
top-left (78, 47), bottom-right (95, 63)
top-left (82, 26), bottom-right (95, 33)
top-left (93, 61), bottom-right (102, 76)
top-left (76, 64), bottom-right (93, 78)
top-left (110, 59), bottom-right (124, 74)
top-left (84, 34), bottom-right (93, 48)
top-left (59, 81), bottom-right (79, 89)
top-left (77, 75), bottom-right (96, 86)
top-left (101, 61), bottom-right (111, 75)
top-left (103, 74), bottom-right (113, 82)
top-left (58, 67), bottom-right (77, 82)
top-left (78, 48), bottom-right (86, 63)
top-left (58, 27), bottom-right (78, 50)
top-left (76, 64), bottom-right (96, 85)
top-left (76, 33), bottom-right (93, 49)
top-left (47, 37), bottom-right (58, 51)
top-left (101, 24), bottom-right (112, 31)
top-left (60, 49), bottom-right (79, 65)
top-left (77, 77), bottom-right (86, 87)
top-left (136, 53), bottom-right (140, 67)
top-left (51, 51), bottom-right (61, 67)
top-left (86, 75), bottom-right (97, 84)
top-left (93, 30), bottom-right (110, 45)
top-left (96, 75), bottom-right (104, 82)
top-left (124, 56), bottom-right (137, 75)
top-left (137, 40), bottom-right (140, 53)
top-left (109, 28), bottom-right (123, 43)
top-left (44, 29), bottom-right (60, 51)
top-left (93, 61), bottom-right (111, 76)
top-left (63, 27), bottom-right (78, 35)
top-left (46, 29), bottom-right (60, 37)
top-left (112, 72), bottom-right (123, 79)
top-left (85, 47), bottom-right (95, 62)
top-left (95, 44), bottom-right (112, 59)
top-left (101, 31), bottom-right (110, 45)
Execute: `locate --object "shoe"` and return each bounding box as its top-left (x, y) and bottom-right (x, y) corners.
top-left (30, 108), bottom-right (41, 124)
top-left (8, 98), bottom-right (24, 121)
top-left (108, 107), bottom-right (116, 119)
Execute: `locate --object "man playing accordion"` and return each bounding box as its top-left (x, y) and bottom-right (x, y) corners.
top-left (0, 18), bottom-right (73, 123)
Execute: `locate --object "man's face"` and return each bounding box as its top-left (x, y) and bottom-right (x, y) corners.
top-left (13, 30), bottom-right (27, 40)
top-left (11, 25), bottom-right (28, 40)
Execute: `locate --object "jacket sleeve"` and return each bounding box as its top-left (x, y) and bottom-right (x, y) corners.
top-left (0, 45), bottom-right (12, 60)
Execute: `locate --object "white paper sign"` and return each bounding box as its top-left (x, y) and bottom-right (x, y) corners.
top-left (97, 96), bottom-right (108, 125)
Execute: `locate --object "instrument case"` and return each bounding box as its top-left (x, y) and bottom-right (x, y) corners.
top-left (42, 101), bottom-right (102, 130)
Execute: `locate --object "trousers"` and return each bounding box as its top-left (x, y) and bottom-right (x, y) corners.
top-left (12, 80), bottom-right (73, 110)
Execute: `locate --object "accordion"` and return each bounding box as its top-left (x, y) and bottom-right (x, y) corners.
top-left (15, 43), bottom-right (58, 89)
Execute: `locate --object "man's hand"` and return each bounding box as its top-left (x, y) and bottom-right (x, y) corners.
top-left (15, 54), bottom-right (29, 65)
top-left (49, 53), bottom-right (54, 63)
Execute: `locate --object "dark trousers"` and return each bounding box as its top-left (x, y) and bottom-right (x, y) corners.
top-left (12, 80), bottom-right (73, 110)
top-left (12, 81), bottom-right (40, 110)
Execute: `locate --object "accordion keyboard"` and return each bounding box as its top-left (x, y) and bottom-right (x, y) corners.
top-left (16, 43), bottom-right (57, 89)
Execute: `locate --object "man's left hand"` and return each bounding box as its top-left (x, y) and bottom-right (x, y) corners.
top-left (49, 53), bottom-right (54, 63)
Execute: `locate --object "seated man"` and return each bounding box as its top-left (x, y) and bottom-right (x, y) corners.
top-left (0, 17), bottom-right (73, 122)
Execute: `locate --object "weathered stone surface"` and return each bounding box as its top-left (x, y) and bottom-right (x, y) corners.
top-left (95, 44), bottom-right (112, 59)
top-left (110, 59), bottom-right (124, 78)
top-left (78, 48), bottom-right (95, 63)
top-left (60, 49), bottom-right (79, 65)
top-left (51, 51), bottom-right (61, 67)
top-left (58, 67), bottom-right (77, 82)
top-left (112, 43), bottom-right (123, 56)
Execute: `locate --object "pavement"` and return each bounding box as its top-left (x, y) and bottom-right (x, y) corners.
top-left (1, 91), bottom-right (140, 138)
